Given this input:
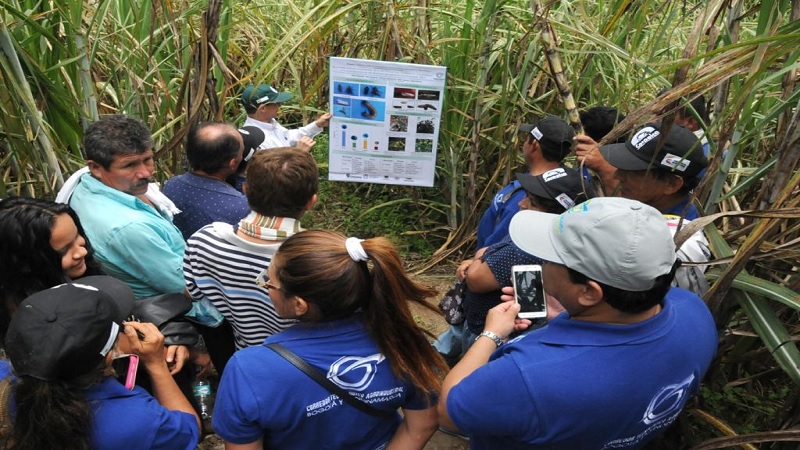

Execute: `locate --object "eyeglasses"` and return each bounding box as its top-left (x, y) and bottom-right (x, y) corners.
top-left (255, 270), bottom-right (281, 292)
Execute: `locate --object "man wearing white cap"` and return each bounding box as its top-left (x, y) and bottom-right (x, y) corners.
top-left (439, 197), bottom-right (717, 449)
top-left (241, 84), bottom-right (332, 150)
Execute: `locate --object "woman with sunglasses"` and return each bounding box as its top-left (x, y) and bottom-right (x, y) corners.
top-left (213, 230), bottom-right (448, 450)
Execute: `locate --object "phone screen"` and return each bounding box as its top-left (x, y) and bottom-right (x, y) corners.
top-left (512, 266), bottom-right (546, 318)
top-left (112, 354), bottom-right (139, 390)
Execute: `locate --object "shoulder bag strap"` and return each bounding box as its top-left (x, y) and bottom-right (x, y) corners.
top-left (266, 343), bottom-right (393, 418)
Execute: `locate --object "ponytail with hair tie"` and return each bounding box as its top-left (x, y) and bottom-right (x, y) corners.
top-left (345, 237), bottom-right (368, 262)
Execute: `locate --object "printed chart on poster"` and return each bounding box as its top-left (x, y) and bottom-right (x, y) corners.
top-left (329, 57), bottom-right (446, 187)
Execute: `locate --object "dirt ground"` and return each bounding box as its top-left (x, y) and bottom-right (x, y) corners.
top-left (197, 273), bottom-right (469, 449)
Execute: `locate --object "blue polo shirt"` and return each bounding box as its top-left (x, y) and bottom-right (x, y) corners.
top-left (162, 173), bottom-right (250, 240)
top-left (447, 287), bottom-right (717, 449)
top-left (663, 196), bottom-right (699, 220)
top-left (214, 314), bottom-right (435, 449)
top-left (69, 173), bottom-right (186, 299)
top-left (476, 180), bottom-right (526, 249)
top-left (0, 361), bottom-right (199, 450)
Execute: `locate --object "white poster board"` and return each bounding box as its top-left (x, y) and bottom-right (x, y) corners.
top-left (328, 57), bottom-right (446, 187)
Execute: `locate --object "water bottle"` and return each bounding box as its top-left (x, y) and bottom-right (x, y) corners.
top-left (192, 379), bottom-right (214, 430)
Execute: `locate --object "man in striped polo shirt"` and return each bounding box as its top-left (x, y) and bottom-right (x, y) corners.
top-left (183, 148), bottom-right (318, 373)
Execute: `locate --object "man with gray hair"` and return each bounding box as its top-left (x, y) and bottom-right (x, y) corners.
top-left (439, 197), bottom-right (717, 449)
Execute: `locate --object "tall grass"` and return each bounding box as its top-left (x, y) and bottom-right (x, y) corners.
top-left (1, 0), bottom-right (799, 444)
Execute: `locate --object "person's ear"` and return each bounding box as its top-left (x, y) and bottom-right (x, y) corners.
top-left (228, 157), bottom-right (239, 172)
top-left (304, 194), bottom-right (318, 212)
top-left (87, 160), bottom-right (104, 178)
top-left (577, 280), bottom-right (604, 307)
top-left (293, 296), bottom-right (310, 317)
top-left (663, 174), bottom-right (685, 196)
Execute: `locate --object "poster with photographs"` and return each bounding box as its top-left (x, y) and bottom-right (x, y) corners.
top-left (329, 57), bottom-right (446, 187)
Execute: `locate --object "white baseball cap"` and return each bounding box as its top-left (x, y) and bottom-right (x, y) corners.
top-left (509, 197), bottom-right (676, 291)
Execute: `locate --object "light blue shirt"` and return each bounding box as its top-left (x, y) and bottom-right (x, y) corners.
top-left (69, 173), bottom-right (186, 299)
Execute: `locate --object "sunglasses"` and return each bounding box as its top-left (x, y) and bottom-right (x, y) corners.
top-left (255, 270), bottom-right (281, 292)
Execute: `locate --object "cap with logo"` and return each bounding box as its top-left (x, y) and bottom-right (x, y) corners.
top-left (241, 84), bottom-right (293, 109)
top-left (518, 116), bottom-right (576, 161)
top-left (238, 126), bottom-right (266, 161)
top-left (599, 123), bottom-right (708, 178)
top-left (516, 166), bottom-right (594, 211)
top-left (5, 276), bottom-right (135, 381)
top-left (509, 197), bottom-right (676, 291)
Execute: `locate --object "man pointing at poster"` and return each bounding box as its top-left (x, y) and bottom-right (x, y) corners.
top-left (241, 83), bottom-right (331, 150)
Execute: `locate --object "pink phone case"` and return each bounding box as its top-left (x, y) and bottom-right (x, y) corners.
top-left (123, 354), bottom-right (139, 390)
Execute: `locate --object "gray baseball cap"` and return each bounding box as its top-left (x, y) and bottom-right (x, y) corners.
top-left (509, 197), bottom-right (675, 291)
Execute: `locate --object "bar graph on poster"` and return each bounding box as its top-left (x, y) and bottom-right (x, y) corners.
top-left (328, 57), bottom-right (446, 187)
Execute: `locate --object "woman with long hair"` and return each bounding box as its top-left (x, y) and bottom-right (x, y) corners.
top-left (0, 276), bottom-right (200, 450)
top-left (213, 230), bottom-right (448, 450)
top-left (0, 197), bottom-right (101, 344)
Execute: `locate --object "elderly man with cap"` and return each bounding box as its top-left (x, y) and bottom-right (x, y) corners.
top-left (0, 276), bottom-right (200, 449)
top-left (438, 198), bottom-right (718, 449)
top-left (599, 123), bottom-right (708, 219)
top-left (599, 123), bottom-right (712, 295)
top-left (163, 122), bottom-right (254, 240)
top-left (241, 83), bottom-right (332, 151)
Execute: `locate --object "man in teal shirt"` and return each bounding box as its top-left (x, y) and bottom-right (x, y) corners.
top-left (67, 115), bottom-right (185, 299)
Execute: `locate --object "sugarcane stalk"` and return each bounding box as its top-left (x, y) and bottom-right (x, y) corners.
top-left (530, 0), bottom-right (582, 135)
top-left (0, 23), bottom-right (64, 190)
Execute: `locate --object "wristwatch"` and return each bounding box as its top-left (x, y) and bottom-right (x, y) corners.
top-left (476, 330), bottom-right (505, 347)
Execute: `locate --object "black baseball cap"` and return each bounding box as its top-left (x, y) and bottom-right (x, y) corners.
top-left (6, 276), bottom-right (135, 381)
top-left (516, 166), bottom-right (594, 211)
top-left (599, 123), bottom-right (708, 178)
top-left (518, 116), bottom-right (576, 161)
top-left (238, 126), bottom-right (265, 161)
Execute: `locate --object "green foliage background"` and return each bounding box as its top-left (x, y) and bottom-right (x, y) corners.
top-left (1, 0), bottom-right (800, 446)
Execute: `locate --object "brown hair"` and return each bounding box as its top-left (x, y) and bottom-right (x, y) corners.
top-left (273, 230), bottom-right (447, 398)
top-left (244, 148), bottom-right (318, 218)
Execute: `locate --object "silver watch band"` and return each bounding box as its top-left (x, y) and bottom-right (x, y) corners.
top-left (477, 330), bottom-right (505, 347)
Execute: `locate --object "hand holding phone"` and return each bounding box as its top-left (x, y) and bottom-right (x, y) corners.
top-left (512, 265), bottom-right (547, 319)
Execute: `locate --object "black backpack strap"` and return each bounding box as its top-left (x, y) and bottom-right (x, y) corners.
top-left (266, 343), bottom-right (394, 418)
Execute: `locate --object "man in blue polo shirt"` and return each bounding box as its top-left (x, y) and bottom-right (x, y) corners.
top-left (475, 115), bottom-right (575, 248)
top-left (439, 198), bottom-right (718, 449)
top-left (163, 122), bottom-right (251, 240)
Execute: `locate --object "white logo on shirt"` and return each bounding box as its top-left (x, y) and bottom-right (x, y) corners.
top-left (642, 373), bottom-right (695, 425)
top-left (327, 353), bottom-right (386, 391)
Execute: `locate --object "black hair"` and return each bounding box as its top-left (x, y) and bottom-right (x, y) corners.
top-left (529, 194), bottom-right (566, 214)
top-left (676, 94), bottom-right (708, 126)
top-left (83, 115), bottom-right (153, 169)
top-left (6, 361), bottom-right (105, 450)
top-left (649, 167), bottom-right (700, 196)
top-left (186, 122), bottom-right (241, 174)
top-left (565, 260), bottom-right (681, 314)
top-left (580, 106), bottom-right (627, 143)
top-left (0, 197), bottom-right (102, 347)
top-left (527, 134), bottom-right (571, 162)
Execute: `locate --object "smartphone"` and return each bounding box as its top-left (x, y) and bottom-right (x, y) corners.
top-left (512, 265), bottom-right (547, 319)
top-left (112, 354), bottom-right (140, 390)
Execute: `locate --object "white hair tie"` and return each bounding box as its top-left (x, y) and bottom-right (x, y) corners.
top-left (345, 237), bottom-right (368, 262)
